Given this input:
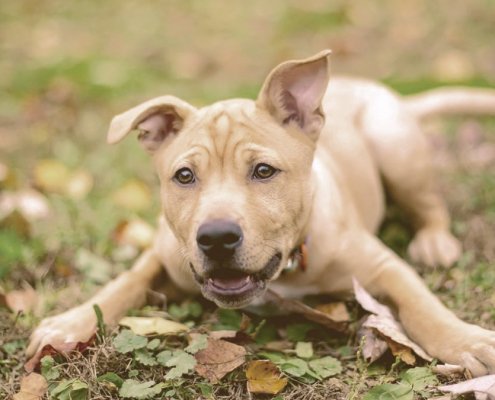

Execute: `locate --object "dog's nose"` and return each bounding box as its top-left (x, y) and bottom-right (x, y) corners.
top-left (196, 219), bottom-right (243, 259)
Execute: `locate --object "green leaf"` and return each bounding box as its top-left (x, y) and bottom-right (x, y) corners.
top-left (41, 355), bottom-right (60, 380)
top-left (295, 342), bottom-right (313, 359)
top-left (214, 309), bottom-right (242, 330)
top-left (185, 334), bottom-right (208, 354)
top-left (400, 367), bottom-right (438, 391)
top-left (146, 338), bottom-right (161, 350)
top-left (113, 329), bottom-right (148, 353)
top-left (363, 383), bottom-right (414, 400)
top-left (119, 379), bottom-right (165, 399)
top-left (97, 372), bottom-right (124, 388)
top-left (134, 348), bottom-right (158, 366)
top-left (308, 356), bottom-right (342, 379)
top-left (51, 379), bottom-right (89, 400)
top-left (258, 351), bottom-right (286, 363)
top-left (253, 321), bottom-right (278, 344)
top-left (2, 340), bottom-right (25, 355)
top-left (157, 350), bottom-right (174, 366)
top-left (164, 350), bottom-right (197, 380)
top-left (197, 382), bottom-right (213, 398)
top-left (281, 358), bottom-right (310, 377)
top-left (168, 301), bottom-right (203, 321)
top-left (286, 322), bottom-right (314, 342)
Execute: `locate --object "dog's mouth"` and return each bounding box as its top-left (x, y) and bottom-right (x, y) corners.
top-left (190, 252), bottom-right (282, 308)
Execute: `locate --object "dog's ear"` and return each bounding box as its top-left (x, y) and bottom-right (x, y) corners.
top-left (257, 50), bottom-right (331, 140)
top-left (107, 96), bottom-right (196, 153)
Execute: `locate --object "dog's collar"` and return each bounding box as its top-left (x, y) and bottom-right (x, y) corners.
top-left (283, 241), bottom-right (308, 274)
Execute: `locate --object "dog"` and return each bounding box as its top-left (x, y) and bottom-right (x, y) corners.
top-left (27, 50), bottom-right (495, 376)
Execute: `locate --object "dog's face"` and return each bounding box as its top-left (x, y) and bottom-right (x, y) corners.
top-left (107, 51), bottom-right (331, 307)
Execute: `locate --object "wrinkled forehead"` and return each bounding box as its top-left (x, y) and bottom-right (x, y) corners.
top-left (157, 99), bottom-right (285, 168)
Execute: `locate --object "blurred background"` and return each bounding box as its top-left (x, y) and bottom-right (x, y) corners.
top-left (0, 0), bottom-right (494, 305)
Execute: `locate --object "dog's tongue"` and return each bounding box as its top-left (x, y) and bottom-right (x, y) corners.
top-left (211, 275), bottom-right (250, 290)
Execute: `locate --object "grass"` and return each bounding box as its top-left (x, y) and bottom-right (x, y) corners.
top-left (1, 1), bottom-right (495, 399)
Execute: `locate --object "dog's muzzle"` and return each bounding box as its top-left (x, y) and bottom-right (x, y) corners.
top-left (189, 251), bottom-right (282, 308)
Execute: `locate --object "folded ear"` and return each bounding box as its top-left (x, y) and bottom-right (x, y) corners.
top-left (107, 96), bottom-right (197, 153)
top-left (257, 50), bottom-right (331, 140)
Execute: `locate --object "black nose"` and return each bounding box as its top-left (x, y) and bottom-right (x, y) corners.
top-left (196, 219), bottom-right (243, 260)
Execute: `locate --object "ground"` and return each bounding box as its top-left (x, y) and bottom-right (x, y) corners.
top-left (1, 1), bottom-right (494, 399)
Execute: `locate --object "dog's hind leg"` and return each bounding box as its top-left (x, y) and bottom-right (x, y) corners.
top-left (359, 89), bottom-right (461, 268)
top-left (27, 249), bottom-right (162, 357)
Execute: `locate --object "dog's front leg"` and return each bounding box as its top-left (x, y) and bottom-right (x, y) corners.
top-left (338, 232), bottom-right (495, 376)
top-left (27, 249), bottom-right (161, 357)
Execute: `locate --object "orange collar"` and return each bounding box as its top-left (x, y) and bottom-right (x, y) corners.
top-left (283, 242), bottom-right (308, 274)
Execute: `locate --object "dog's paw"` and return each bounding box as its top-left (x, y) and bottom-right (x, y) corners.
top-left (431, 324), bottom-right (495, 377)
top-left (26, 305), bottom-right (97, 357)
top-left (408, 228), bottom-right (461, 268)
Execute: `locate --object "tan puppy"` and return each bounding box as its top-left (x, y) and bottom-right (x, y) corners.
top-left (28, 51), bottom-right (495, 376)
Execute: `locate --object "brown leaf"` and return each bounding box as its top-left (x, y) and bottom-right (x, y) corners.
top-left (119, 316), bottom-right (189, 336)
top-left (24, 335), bottom-right (95, 373)
top-left (385, 338), bottom-right (416, 365)
top-left (33, 159), bottom-right (71, 193)
top-left (357, 326), bottom-right (388, 363)
top-left (13, 373), bottom-right (48, 400)
top-left (264, 289), bottom-right (348, 332)
top-left (315, 302), bottom-right (350, 322)
top-left (111, 180), bottom-right (152, 211)
top-left (353, 278), bottom-right (432, 362)
top-left (194, 338), bottom-right (246, 383)
top-left (246, 360), bottom-right (288, 394)
top-left (112, 219), bottom-right (155, 248)
top-left (1, 284), bottom-right (37, 313)
top-left (439, 375), bottom-right (495, 399)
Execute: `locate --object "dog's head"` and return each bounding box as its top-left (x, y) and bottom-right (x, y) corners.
top-left (107, 51), bottom-right (331, 308)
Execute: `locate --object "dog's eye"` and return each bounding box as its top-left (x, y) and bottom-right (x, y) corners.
top-left (174, 167), bottom-right (195, 185)
top-left (252, 163), bottom-right (278, 180)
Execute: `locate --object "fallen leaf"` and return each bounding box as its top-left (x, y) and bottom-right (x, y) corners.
top-left (358, 326), bottom-right (388, 363)
top-left (119, 317), bottom-right (189, 336)
top-left (112, 219), bottom-right (155, 249)
top-left (13, 373), bottom-right (48, 400)
top-left (33, 159), bottom-right (70, 193)
top-left (246, 360), bottom-right (288, 394)
top-left (195, 338), bottom-right (247, 383)
top-left (315, 302), bottom-right (350, 322)
top-left (111, 180), bottom-right (152, 211)
top-left (64, 169), bottom-right (93, 199)
top-left (439, 375), bottom-right (495, 399)
top-left (0, 189), bottom-right (51, 221)
top-left (24, 336), bottom-right (95, 373)
top-left (264, 289), bottom-right (348, 332)
top-left (1, 283), bottom-right (37, 313)
top-left (432, 363), bottom-right (464, 377)
top-left (353, 278), bottom-right (432, 362)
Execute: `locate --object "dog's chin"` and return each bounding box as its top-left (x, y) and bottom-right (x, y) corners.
top-left (192, 252), bottom-right (282, 309)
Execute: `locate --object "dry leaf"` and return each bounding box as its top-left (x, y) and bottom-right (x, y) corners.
top-left (25, 336), bottom-right (95, 373)
top-left (353, 278), bottom-right (432, 362)
top-left (246, 360), bottom-right (288, 394)
top-left (264, 289), bottom-right (348, 333)
top-left (119, 316), bottom-right (189, 336)
top-left (111, 180), bottom-right (152, 211)
top-left (13, 373), bottom-right (48, 400)
top-left (33, 159), bottom-right (71, 193)
top-left (386, 338), bottom-right (416, 365)
top-left (432, 364), bottom-right (464, 377)
top-left (315, 302), bottom-right (350, 322)
top-left (195, 338), bottom-right (246, 383)
top-left (1, 283), bottom-right (37, 313)
top-left (439, 375), bottom-right (495, 400)
top-left (64, 169), bottom-right (93, 199)
top-left (113, 219), bottom-right (155, 248)
top-left (358, 326), bottom-right (388, 363)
